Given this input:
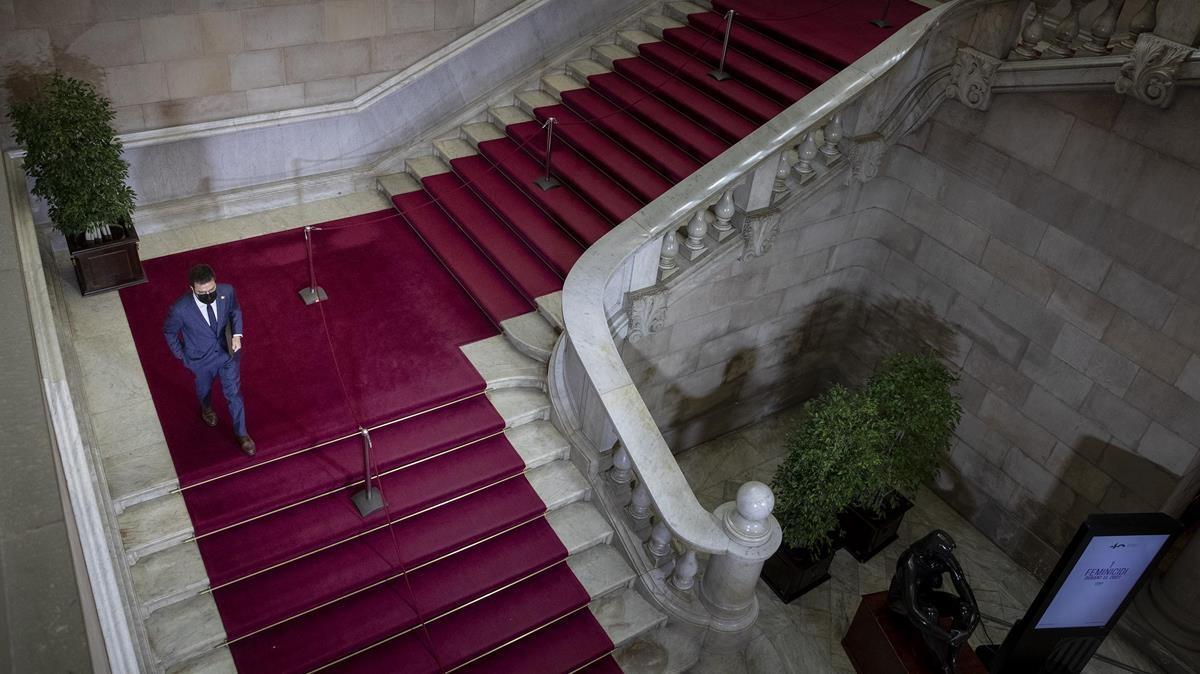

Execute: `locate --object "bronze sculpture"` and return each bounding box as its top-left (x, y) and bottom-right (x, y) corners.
top-left (888, 529), bottom-right (980, 673)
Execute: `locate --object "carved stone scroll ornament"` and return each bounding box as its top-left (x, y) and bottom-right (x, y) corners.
top-left (845, 133), bottom-right (887, 185)
top-left (947, 47), bottom-right (1002, 111)
top-left (627, 287), bottom-right (668, 342)
top-left (1115, 33), bottom-right (1196, 109)
top-left (739, 209), bottom-right (782, 260)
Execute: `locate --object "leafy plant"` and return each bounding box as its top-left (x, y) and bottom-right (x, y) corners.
top-left (7, 72), bottom-right (136, 238)
top-left (772, 352), bottom-right (962, 551)
top-left (771, 384), bottom-right (890, 553)
top-left (859, 352), bottom-right (962, 513)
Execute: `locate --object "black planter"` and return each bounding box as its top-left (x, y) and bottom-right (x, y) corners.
top-left (840, 493), bottom-right (914, 563)
top-left (67, 222), bottom-right (147, 296)
top-left (761, 543), bottom-right (836, 603)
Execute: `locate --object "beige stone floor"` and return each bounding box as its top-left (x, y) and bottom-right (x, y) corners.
top-left (55, 190), bottom-right (392, 511)
top-left (676, 406), bottom-right (1165, 674)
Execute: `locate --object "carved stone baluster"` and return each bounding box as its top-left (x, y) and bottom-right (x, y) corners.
top-left (671, 549), bottom-right (699, 591)
top-left (1119, 0), bottom-right (1159, 51)
top-left (647, 520), bottom-right (674, 566)
top-left (710, 189), bottom-right (737, 242)
top-left (657, 230), bottom-right (678, 281)
top-left (819, 114), bottom-right (843, 165)
top-left (607, 444), bottom-right (633, 508)
top-left (1012, 0), bottom-right (1059, 59)
top-left (794, 133), bottom-right (818, 184)
top-left (1080, 0), bottom-right (1125, 54)
top-left (682, 210), bottom-right (708, 260)
top-left (628, 481), bottom-right (654, 539)
top-left (772, 149), bottom-right (795, 194)
top-left (1047, 0), bottom-right (1089, 57)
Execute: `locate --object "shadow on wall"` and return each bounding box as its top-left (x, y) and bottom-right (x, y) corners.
top-left (651, 289), bottom-right (959, 453)
top-left (934, 433), bottom-right (1182, 578)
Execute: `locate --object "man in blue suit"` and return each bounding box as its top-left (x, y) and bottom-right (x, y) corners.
top-left (163, 264), bottom-right (255, 456)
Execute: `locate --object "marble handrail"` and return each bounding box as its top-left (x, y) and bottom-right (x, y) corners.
top-left (560, 0), bottom-right (987, 556)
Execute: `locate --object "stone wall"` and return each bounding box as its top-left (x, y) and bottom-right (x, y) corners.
top-left (0, 0), bottom-right (522, 138)
top-left (623, 90), bottom-right (1200, 576)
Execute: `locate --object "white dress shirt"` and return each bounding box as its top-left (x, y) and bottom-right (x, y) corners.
top-left (194, 292), bottom-right (242, 337)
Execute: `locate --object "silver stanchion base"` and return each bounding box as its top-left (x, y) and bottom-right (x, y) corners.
top-left (534, 176), bottom-right (561, 191)
top-left (351, 486), bottom-right (385, 517)
top-left (870, 18), bottom-right (891, 28)
top-left (708, 69), bottom-right (732, 81)
top-left (299, 286), bottom-right (328, 305)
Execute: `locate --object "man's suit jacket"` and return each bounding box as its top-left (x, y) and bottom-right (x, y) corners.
top-left (163, 283), bottom-right (243, 370)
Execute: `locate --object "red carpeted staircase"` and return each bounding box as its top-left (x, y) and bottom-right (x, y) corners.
top-left (120, 1), bottom-right (925, 672)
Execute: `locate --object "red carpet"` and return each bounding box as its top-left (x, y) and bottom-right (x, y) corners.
top-left (117, 3), bottom-right (923, 670)
top-left (120, 211), bottom-right (495, 487)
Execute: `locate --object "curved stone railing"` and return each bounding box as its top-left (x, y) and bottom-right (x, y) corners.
top-left (551, 0), bottom-right (1020, 641)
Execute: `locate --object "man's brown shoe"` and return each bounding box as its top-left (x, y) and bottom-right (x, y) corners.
top-left (201, 407), bottom-right (217, 427)
top-left (237, 435), bottom-right (256, 457)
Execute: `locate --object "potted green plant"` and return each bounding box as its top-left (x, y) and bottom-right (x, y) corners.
top-left (840, 352), bottom-right (962, 562)
top-left (763, 384), bottom-right (889, 602)
top-left (8, 72), bottom-right (144, 295)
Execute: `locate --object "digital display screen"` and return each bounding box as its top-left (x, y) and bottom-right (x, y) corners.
top-left (1035, 534), bottom-right (1170, 629)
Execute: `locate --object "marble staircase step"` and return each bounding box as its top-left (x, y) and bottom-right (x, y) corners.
top-left (489, 104), bottom-right (534, 128)
top-left (129, 415), bottom-right (573, 615)
top-left (461, 333), bottom-right (547, 389)
top-left (542, 72), bottom-right (588, 99)
top-left (515, 89), bottom-right (561, 116)
top-left (664, 1), bottom-right (708, 23)
top-left (616, 29), bottom-right (659, 53)
top-left (500, 310), bottom-right (560, 363)
top-left (432, 137), bottom-right (478, 164)
top-left (591, 43), bottom-right (637, 70)
top-left (147, 457), bottom-right (597, 670)
top-left (405, 154), bottom-right (452, 180)
top-left (462, 121), bottom-right (507, 147)
top-left (536, 291), bottom-right (565, 331)
top-left (565, 59), bottom-right (609, 82)
top-left (595, 587), bottom-right (669, 650)
top-left (119, 386), bottom-right (553, 561)
top-left (375, 172), bottom-right (421, 199)
top-left (642, 14), bottom-right (685, 39)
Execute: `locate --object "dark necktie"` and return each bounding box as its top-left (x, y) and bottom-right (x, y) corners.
top-left (206, 302), bottom-right (219, 336)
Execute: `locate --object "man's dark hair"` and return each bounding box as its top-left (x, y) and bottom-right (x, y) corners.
top-left (188, 264), bottom-right (215, 287)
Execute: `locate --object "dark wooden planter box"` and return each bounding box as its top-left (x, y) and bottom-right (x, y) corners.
top-left (67, 223), bottom-right (147, 296)
top-left (761, 543), bottom-right (837, 603)
top-left (841, 493), bottom-right (914, 563)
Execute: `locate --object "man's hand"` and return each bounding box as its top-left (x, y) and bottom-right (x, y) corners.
top-left (232, 335), bottom-right (242, 352)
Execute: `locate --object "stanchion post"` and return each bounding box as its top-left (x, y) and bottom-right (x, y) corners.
top-left (298, 226), bottom-right (329, 305)
top-left (709, 10), bottom-right (735, 81)
top-left (870, 0), bottom-right (894, 28)
top-left (351, 427), bottom-right (385, 517)
top-left (534, 117), bottom-right (562, 191)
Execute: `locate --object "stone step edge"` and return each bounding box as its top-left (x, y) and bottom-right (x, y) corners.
top-left (119, 386), bottom-right (556, 563)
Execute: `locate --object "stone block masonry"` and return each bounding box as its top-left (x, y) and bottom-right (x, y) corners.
top-left (623, 91), bottom-right (1200, 577)
top-left (0, 0), bottom-right (524, 136)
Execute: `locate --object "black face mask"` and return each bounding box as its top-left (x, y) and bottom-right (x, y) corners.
top-left (196, 290), bottom-right (217, 305)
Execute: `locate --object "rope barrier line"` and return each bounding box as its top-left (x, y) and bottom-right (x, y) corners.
top-left (305, 237), bottom-right (451, 674)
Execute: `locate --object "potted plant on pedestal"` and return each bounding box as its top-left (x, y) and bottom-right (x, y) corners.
top-left (840, 352), bottom-right (962, 562)
top-left (763, 384), bottom-right (889, 602)
top-left (8, 72), bottom-right (144, 295)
